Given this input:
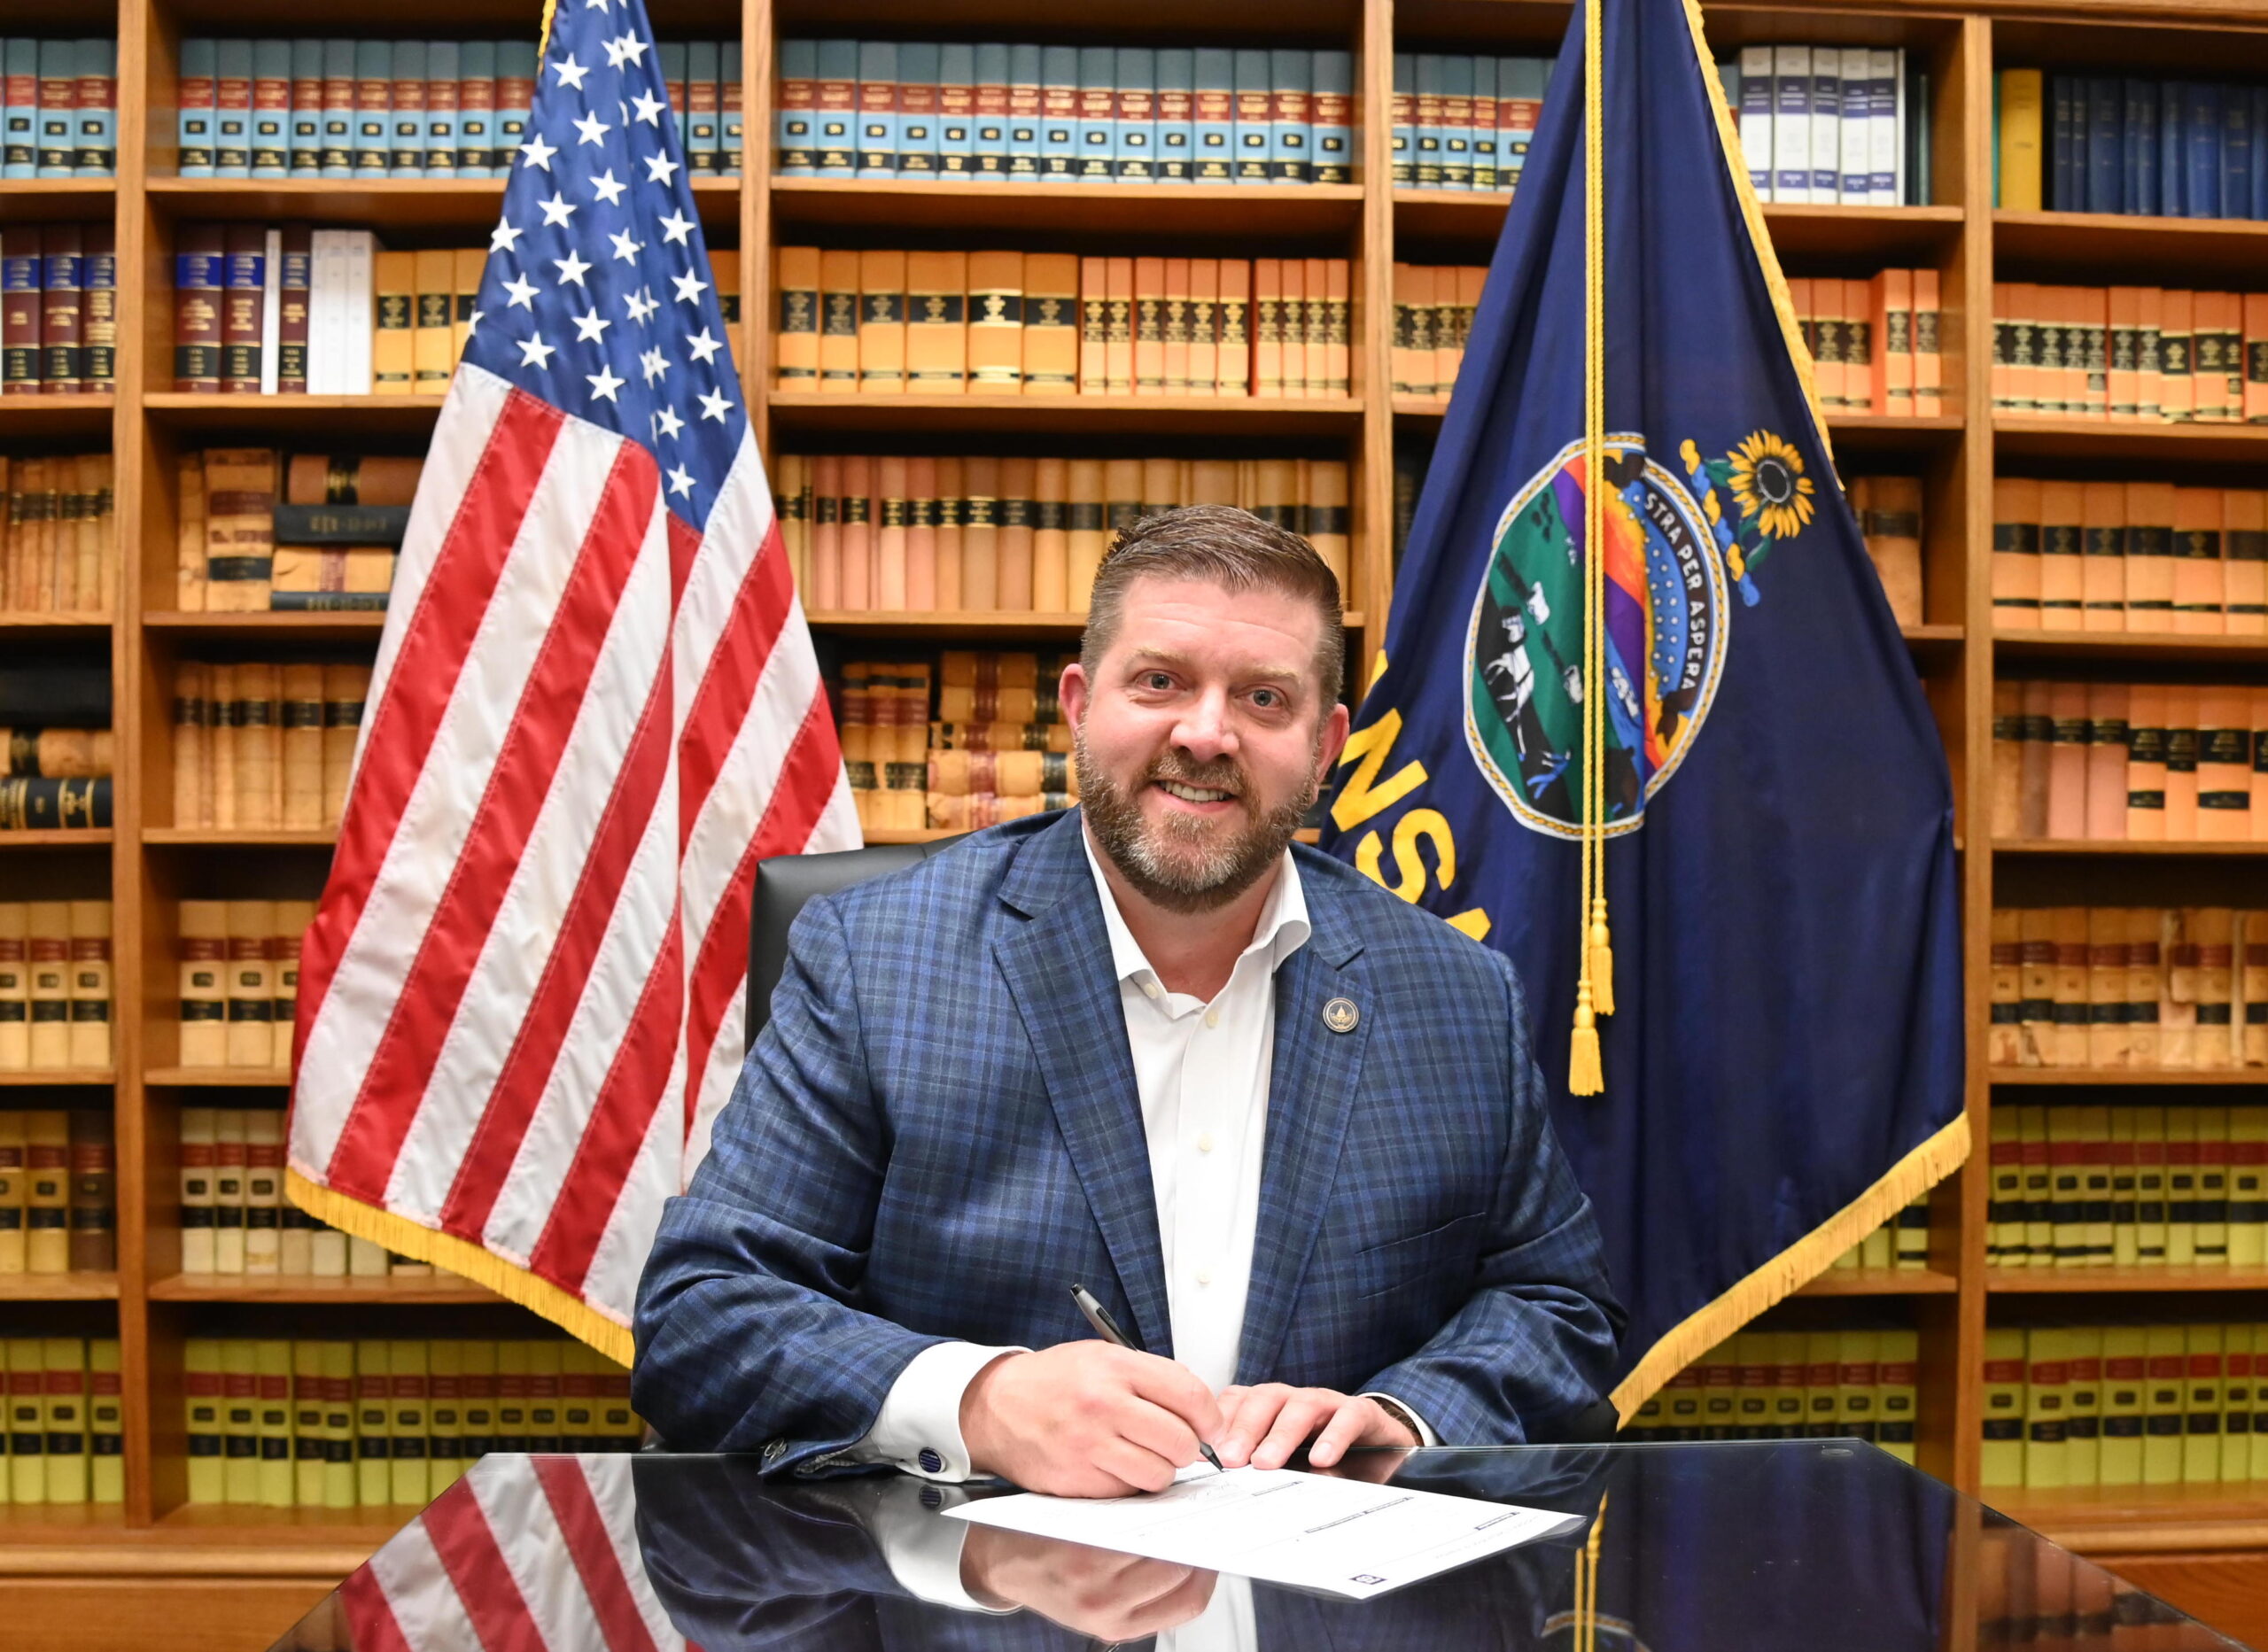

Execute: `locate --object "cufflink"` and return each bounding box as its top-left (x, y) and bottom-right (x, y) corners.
top-left (918, 1446), bottom-right (944, 1474)
top-left (762, 1439), bottom-right (785, 1463)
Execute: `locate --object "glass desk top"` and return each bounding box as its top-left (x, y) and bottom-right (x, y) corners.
top-left (266, 1440), bottom-right (2250, 1651)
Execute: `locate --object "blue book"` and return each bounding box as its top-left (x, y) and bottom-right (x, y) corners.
top-left (1194, 47), bottom-right (1233, 182)
top-left (1007, 43), bottom-right (1042, 179)
top-left (2125, 79), bottom-right (2157, 216)
top-left (210, 38), bottom-right (250, 178)
top-left (2188, 81), bottom-right (2222, 217)
top-left (248, 39), bottom-right (288, 177)
top-left (936, 43), bottom-right (974, 177)
top-left (287, 39), bottom-right (322, 175)
top-left (775, 39), bottom-right (815, 175)
top-left (1270, 48), bottom-right (1309, 184)
top-left (424, 41), bottom-right (458, 175)
top-left (497, 41), bottom-right (535, 167)
top-left (1075, 45), bottom-right (1114, 180)
top-left (722, 41), bottom-right (742, 176)
top-left (2086, 76), bottom-right (2120, 213)
top-left (2161, 81), bottom-right (2186, 217)
top-left (456, 39), bottom-right (495, 176)
top-left (894, 42), bottom-right (938, 178)
top-left (1040, 44), bottom-right (1078, 179)
top-left (388, 39), bottom-right (425, 177)
top-left (814, 38), bottom-right (858, 176)
top-left (2256, 88), bottom-right (2268, 219)
top-left (1390, 52), bottom-right (1413, 185)
top-left (1472, 56), bottom-right (1498, 190)
top-left (1414, 53), bottom-right (1444, 187)
top-left (2225, 83), bottom-right (2253, 223)
top-left (684, 40), bottom-right (719, 174)
top-left (5, 39), bottom-right (40, 180)
top-left (1439, 52), bottom-right (1472, 189)
top-left (1234, 49), bottom-right (1270, 182)
top-left (1312, 50), bottom-right (1353, 185)
top-left (1153, 47), bottom-right (1192, 182)
top-left (972, 42), bottom-right (1011, 179)
top-left (352, 40), bottom-right (391, 175)
top-left (1115, 46), bottom-right (1154, 182)
top-left (73, 38), bottom-right (113, 177)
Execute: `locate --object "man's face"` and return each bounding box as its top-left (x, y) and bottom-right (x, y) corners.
top-left (1063, 574), bottom-right (1350, 914)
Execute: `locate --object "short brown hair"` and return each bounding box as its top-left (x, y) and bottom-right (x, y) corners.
top-left (1081, 505), bottom-right (1345, 710)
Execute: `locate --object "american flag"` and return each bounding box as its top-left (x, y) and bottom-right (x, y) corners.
top-left (287, 0), bottom-right (858, 1356)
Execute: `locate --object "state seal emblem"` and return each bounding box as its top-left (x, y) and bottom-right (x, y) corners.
top-left (1464, 430), bottom-right (1815, 839)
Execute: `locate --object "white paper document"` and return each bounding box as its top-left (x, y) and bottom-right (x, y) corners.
top-left (945, 1466), bottom-right (1586, 1601)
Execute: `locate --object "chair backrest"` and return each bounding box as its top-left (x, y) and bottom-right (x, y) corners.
top-left (745, 837), bottom-right (968, 1046)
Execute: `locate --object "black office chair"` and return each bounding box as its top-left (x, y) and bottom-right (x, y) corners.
top-left (740, 834), bottom-right (1625, 1449)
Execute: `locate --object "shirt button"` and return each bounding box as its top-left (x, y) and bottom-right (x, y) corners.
top-left (1204, 1008), bottom-right (1220, 1028)
top-left (1142, 981), bottom-right (1162, 1000)
top-left (1196, 1266), bottom-right (1214, 1286)
top-left (1197, 1131), bottom-right (1216, 1153)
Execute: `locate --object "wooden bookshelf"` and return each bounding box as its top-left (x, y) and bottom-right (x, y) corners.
top-left (0, 0), bottom-right (2256, 1636)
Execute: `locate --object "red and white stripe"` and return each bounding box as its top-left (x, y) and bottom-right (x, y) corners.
top-left (291, 361), bottom-right (857, 1336)
top-left (340, 1456), bottom-right (687, 1652)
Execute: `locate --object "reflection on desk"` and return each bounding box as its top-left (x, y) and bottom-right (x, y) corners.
top-left (262, 1442), bottom-right (2247, 1652)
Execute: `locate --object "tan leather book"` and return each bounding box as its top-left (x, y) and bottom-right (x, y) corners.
top-left (773, 245), bottom-right (819, 389)
top-left (961, 455), bottom-right (1000, 609)
top-left (173, 904), bottom-right (227, 1070)
top-left (2195, 290), bottom-right (2242, 422)
top-left (2173, 487), bottom-right (2226, 634)
top-left (2249, 294), bottom-right (2268, 424)
top-left (1161, 258), bottom-right (1191, 394)
top-left (2200, 687), bottom-right (2252, 842)
top-left (2226, 491), bottom-right (2267, 637)
top-left (1217, 260), bottom-right (1250, 397)
top-left (2108, 286), bottom-right (2144, 420)
top-left (1860, 475), bottom-right (1923, 628)
top-left (1021, 254), bottom-right (1077, 396)
top-left (2160, 290), bottom-right (2194, 421)
top-left (20, 1111), bottom-right (66, 1258)
top-left (272, 900), bottom-right (312, 1071)
top-left (905, 455), bottom-right (937, 613)
top-left (966, 251), bottom-right (1024, 393)
top-left (208, 663), bottom-right (240, 830)
top-left (2126, 682), bottom-right (2167, 841)
top-left (2037, 481), bottom-right (2083, 631)
top-left (2085, 682), bottom-right (2129, 842)
top-left (711, 248), bottom-right (742, 372)
top-left (71, 454), bottom-right (103, 615)
top-left (1911, 268), bottom-right (1942, 415)
top-left (173, 660), bottom-right (212, 828)
top-left (285, 454), bottom-right (422, 506)
top-left (321, 664), bottom-right (369, 831)
top-left (1102, 257), bottom-right (1133, 393)
top-left (996, 457), bottom-right (1036, 612)
top-left (818, 248), bottom-right (861, 393)
top-left (1252, 258), bottom-right (1283, 396)
top-left (774, 452), bottom-right (810, 591)
top-left (2124, 482), bottom-right (2177, 627)
top-left (1077, 257), bottom-right (1107, 393)
top-left (412, 248), bottom-right (454, 394)
top-left (232, 663), bottom-right (282, 829)
top-left (2016, 679), bottom-right (2052, 837)
top-left (175, 452), bottom-right (206, 611)
top-left (2046, 679), bottom-right (2089, 841)
top-left (2050, 906), bottom-right (2091, 1067)
top-left (371, 250), bottom-right (415, 395)
top-left (1031, 456), bottom-right (1068, 614)
top-left (856, 250), bottom-right (905, 394)
top-left (2127, 908), bottom-right (2165, 1067)
top-left (905, 252), bottom-right (967, 392)
top-left (2163, 684), bottom-right (2202, 842)
top-left (1294, 258), bottom-right (1323, 395)
top-left (837, 454), bottom-right (874, 609)
top-left (873, 455), bottom-right (908, 610)
top-left (1433, 269), bottom-right (1467, 401)
top-left (2194, 911), bottom-right (2239, 1068)
top-left (2088, 907), bottom-right (2129, 1067)
top-left (2135, 286), bottom-right (2164, 420)
top-left (2255, 688), bottom-right (2268, 841)
top-left (66, 900), bottom-right (110, 1071)
top-left (1103, 459), bottom-right (1141, 552)
top-left (203, 448), bottom-right (277, 613)
top-left (931, 456), bottom-right (964, 609)
top-left (271, 546), bottom-right (394, 602)
top-left (1131, 256), bottom-right (1166, 397)
top-left (1876, 268), bottom-right (1913, 415)
top-left (1187, 459), bottom-right (1238, 507)
top-left (225, 901), bottom-right (276, 1068)
top-left (1985, 906), bottom-right (2021, 1067)
top-left (453, 248), bottom-right (484, 365)
top-left (1327, 260), bottom-right (1354, 396)
top-left (1140, 457), bottom-right (1180, 520)
top-left (1306, 460), bottom-right (1349, 593)
top-left (1187, 259), bottom-right (1218, 396)
top-left (1990, 680), bottom-right (2019, 838)
top-left (1393, 263), bottom-right (1430, 396)
top-left (2078, 481), bottom-right (2125, 632)
top-left (807, 453), bottom-right (842, 609)
top-left (24, 912), bottom-right (67, 1073)
top-left (280, 663), bottom-right (325, 829)
top-left (1066, 457), bottom-right (1104, 611)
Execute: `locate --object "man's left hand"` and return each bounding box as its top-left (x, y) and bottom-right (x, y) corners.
top-left (1213, 1385), bottom-right (1420, 1470)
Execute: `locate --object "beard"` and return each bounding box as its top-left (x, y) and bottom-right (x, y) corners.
top-left (1074, 725), bottom-right (1318, 915)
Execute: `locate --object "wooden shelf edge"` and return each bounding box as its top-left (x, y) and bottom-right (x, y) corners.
top-left (1994, 627), bottom-right (2268, 653)
top-left (142, 830), bottom-right (338, 847)
top-left (147, 1274), bottom-right (494, 1303)
top-left (1993, 839), bottom-right (2268, 856)
top-left (144, 610), bottom-right (386, 631)
top-left (144, 1067), bottom-right (291, 1087)
top-left (1991, 1067), bottom-right (2268, 1085)
top-left (0, 830), bottom-right (111, 847)
top-left (779, 177), bottom-right (1363, 204)
top-left (769, 391), bottom-right (1364, 416)
top-left (0, 1273), bottom-right (119, 1300)
top-left (1993, 1485), bottom-right (2268, 1555)
top-left (144, 393), bottom-right (447, 412)
top-left (1997, 206), bottom-right (2268, 239)
top-left (1798, 1267), bottom-right (1959, 1295)
top-left (0, 1069), bottom-right (114, 1086)
top-left (0, 1541), bottom-right (374, 1577)
top-left (1986, 1266), bottom-right (2268, 1292)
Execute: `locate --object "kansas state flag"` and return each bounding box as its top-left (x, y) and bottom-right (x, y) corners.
top-left (1323, 0), bottom-right (1966, 1408)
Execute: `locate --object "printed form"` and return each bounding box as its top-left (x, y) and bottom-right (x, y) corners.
top-left (946, 1466), bottom-right (1586, 1601)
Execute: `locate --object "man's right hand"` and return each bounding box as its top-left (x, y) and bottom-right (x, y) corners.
top-left (960, 1342), bottom-right (1225, 1497)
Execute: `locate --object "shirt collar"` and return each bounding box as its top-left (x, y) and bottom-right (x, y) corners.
top-left (1081, 826), bottom-right (1311, 991)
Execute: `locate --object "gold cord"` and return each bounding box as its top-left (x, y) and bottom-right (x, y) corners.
top-left (539, 0), bottom-right (559, 58)
top-left (1569, 0), bottom-right (1609, 1096)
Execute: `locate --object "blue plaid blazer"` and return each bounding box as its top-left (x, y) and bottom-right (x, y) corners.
top-left (633, 808), bottom-right (1620, 1476)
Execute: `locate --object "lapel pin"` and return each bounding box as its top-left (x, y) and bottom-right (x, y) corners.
top-left (1323, 997), bottom-right (1359, 1034)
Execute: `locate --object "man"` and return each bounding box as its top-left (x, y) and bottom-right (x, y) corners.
top-left (633, 505), bottom-right (1620, 1501)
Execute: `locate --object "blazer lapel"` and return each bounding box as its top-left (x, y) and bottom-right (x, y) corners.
top-left (992, 811), bottom-right (1175, 1356)
top-left (1237, 866), bottom-right (1371, 1385)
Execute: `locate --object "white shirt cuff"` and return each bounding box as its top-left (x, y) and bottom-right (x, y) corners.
top-left (862, 1479), bottom-right (1018, 1615)
top-left (1358, 1392), bottom-right (1438, 1447)
top-left (850, 1341), bottom-right (1027, 1480)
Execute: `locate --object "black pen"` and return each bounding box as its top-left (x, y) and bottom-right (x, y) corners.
top-left (1069, 1282), bottom-right (1226, 1475)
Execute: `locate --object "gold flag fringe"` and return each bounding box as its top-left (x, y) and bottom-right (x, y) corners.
top-left (287, 1168), bottom-right (634, 1366)
top-left (1607, 1110), bottom-right (1970, 1420)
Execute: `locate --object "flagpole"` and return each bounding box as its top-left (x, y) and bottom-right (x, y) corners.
top-left (1569, 0), bottom-right (1609, 1096)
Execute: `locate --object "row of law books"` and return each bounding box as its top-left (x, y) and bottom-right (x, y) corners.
top-left (1980, 1322), bottom-right (2268, 1489)
top-left (1624, 1330), bottom-right (1920, 1462)
top-left (1789, 271), bottom-right (1946, 415)
top-left (0, 903), bottom-right (110, 1070)
top-left (0, 1339), bottom-right (120, 1505)
top-left (1388, 265), bottom-right (1484, 399)
top-left (176, 904), bottom-right (310, 1073)
top-left (1, 224), bottom-right (118, 394)
top-left (0, 1111), bottom-right (113, 1274)
top-left (0, 41), bottom-right (116, 177)
top-left (1989, 284), bottom-right (2268, 423)
top-left (1991, 682), bottom-right (2268, 843)
top-left (840, 655), bottom-right (1073, 834)
top-left (1986, 1105), bottom-right (2268, 1263)
top-left (1830, 1194), bottom-right (1934, 1272)
top-left (180, 1108), bottom-right (441, 1281)
top-left (183, 1338), bottom-right (641, 1509)
top-left (773, 249), bottom-right (1347, 399)
top-left (1995, 70), bottom-right (2268, 220)
top-left (172, 663), bottom-right (370, 832)
top-left (1992, 908), bottom-right (2268, 1071)
top-left (1850, 475), bottom-right (1926, 627)
top-left (780, 42), bottom-right (1354, 185)
top-left (1990, 478), bottom-right (2266, 633)
top-left (1728, 44), bottom-right (1923, 206)
top-left (0, 666), bottom-right (108, 834)
top-left (1, 455), bottom-right (113, 617)
top-left (177, 39), bottom-right (742, 180)
top-left (1389, 55), bottom-right (1550, 193)
top-left (175, 448), bottom-right (415, 613)
top-left (773, 452), bottom-right (1350, 616)
top-left (176, 229), bottom-right (453, 397)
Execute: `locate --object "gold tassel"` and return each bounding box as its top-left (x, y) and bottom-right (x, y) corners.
top-left (1588, 898), bottom-right (1615, 1018)
top-left (1569, 983), bottom-right (1604, 1096)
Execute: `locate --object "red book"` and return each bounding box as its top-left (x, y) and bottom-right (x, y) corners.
top-left (171, 221), bottom-right (224, 392)
top-left (221, 224), bottom-right (266, 395)
top-left (4, 227), bottom-right (43, 394)
top-left (277, 225), bottom-right (311, 392)
top-left (38, 224), bottom-right (81, 394)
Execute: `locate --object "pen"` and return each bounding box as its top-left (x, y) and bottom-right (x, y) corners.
top-left (1070, 1282), bottom-right (1226, 1475)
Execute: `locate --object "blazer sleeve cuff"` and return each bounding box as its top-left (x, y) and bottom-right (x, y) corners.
top-left (845, 1340), bottom-right (1029, 1480)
